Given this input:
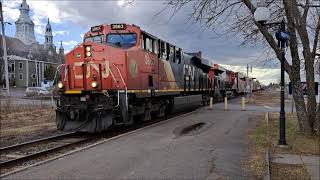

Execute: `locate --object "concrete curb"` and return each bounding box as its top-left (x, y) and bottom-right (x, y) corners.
top-left (264, 112), bottom-right (271, 180)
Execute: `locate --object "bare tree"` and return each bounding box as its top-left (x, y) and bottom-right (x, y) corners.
top-left (165, 0), bottom-right (319, 135)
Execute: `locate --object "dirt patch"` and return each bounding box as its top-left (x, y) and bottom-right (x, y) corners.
top-left (242, 114), bottom-right (268, 179)
top-left (247, 90), bottom-right (280, 107)
top-left (0, 108), bottom-right (63, 147)
top-left (271, 163), bottom-right (310, 180)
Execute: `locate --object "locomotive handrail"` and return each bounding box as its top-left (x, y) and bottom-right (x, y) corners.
top-left (112, 64), bottom-right (127, 88)
top-left (112, 63), bottom-right (128, 110)
top-left (109, 68), bottom-right (120, 88)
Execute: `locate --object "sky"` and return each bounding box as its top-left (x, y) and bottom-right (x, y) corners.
top-left (1, 0), bottom-right (289, 85)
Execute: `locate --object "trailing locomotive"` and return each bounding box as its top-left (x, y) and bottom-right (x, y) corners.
top-left (55, 23), bottom-right (260, 133)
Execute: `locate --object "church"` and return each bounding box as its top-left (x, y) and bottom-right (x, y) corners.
top-left (0, 0), bottom-right (64, 88)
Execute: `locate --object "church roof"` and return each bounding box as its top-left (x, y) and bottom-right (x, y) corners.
top-left (0, 35), bottom-right (62, 64)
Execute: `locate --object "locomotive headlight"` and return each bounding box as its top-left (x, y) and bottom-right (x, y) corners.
top-left (86, 51), bottom-right (92, 57)
top-left (57, 81), bottom-right (64, 89)
top-left (85, 46), bottom-right (92, 57)
top-left (91, 81), bottom-right (98, 88)
top-left (85, 46), bottom-right (91, 52)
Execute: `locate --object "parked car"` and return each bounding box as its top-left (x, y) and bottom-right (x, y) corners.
top-left (25, 87), bottom-right (50, 96)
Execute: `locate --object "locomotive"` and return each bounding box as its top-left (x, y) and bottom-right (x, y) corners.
top-left (55, 23), bottom-right (260, 133)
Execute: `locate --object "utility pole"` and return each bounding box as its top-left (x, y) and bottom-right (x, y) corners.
top-left (246, 64), bottom-right (249, 99)
top-left (0, 2), bottom-right (9, 96)
top-left (278, 20), bottom-right (287, 146)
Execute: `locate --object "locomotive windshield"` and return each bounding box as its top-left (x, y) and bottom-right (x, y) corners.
top-left (84, 35), bottom-right (103, 43)
top-left (107, 33), bottom-right (137, 48)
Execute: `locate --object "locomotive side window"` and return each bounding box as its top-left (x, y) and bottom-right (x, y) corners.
top-left (166, 43), bottom-right (170, 61)
top-left (169, 45), bottom-right (176, 63)
top-left (176, 48), bottom-right (181, 64)
top-left (146, 38), bottom-right (153, 52)
top-left (153, 40), bottom-right (159, 54)
top-left (159, 41), bottom-right (167, 60)
top-left (84, 35), bottom-right (103, 43)
top-left (141, 34), bottom-right (145, 49)
top-left (106, 33), bottom-right (137, 48)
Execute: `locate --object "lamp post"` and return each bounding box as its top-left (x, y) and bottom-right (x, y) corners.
top-left (0, 2), bottom-right (10, 96)
top-left (254, 7), bottom-right (289, 146)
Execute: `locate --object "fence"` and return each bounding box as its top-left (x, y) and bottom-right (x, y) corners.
top-left (0, 96), bottom-right (56, 114)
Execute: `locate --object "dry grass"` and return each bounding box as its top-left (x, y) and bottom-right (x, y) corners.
top-left (244, 112), bottom-right (319, 179)
top-left (270, 163), bottom-right (310, 180)
top-left (243, 114), bottom-right (268, 179)
top-left (248, 90), bottom-right (280, 107)
top-left (268, 113), bottom-right (320, 156)
top-left (0, 108), bottom-right (57, 147)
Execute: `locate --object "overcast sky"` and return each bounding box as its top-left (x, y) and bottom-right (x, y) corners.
top-left (2, 0), bottom-right (286, 85)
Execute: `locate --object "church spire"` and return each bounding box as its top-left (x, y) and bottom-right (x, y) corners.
top-left (59, 41), bottom-right (64, 55)
top-left (14, 0), bottom-right (36, 45)
top-left (44, 18), bottom-right (53, 49)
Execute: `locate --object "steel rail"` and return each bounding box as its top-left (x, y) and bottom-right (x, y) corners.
top-left (0, 136), bottom-right (96, 169)
top-left (0, 132), bottom-right (78, 153)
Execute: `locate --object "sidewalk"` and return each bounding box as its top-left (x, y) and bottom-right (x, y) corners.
top-left (271, 154), bottom-right (320, 180)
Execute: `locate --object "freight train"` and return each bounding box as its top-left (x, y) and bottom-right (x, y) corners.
top-left (55, 23), bottom-right (260, 133)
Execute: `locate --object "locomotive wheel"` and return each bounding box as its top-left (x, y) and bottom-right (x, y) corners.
top-left (56, 110), bottom-right (67, 130)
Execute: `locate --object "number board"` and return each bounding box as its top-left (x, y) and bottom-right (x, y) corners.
top-left (91, 25), bottom-right (103, 32)
top-left (111, 24), bottom-right (127, 30)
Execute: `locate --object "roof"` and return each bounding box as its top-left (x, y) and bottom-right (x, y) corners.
top-left (0, 35), bottom-right (62, 64)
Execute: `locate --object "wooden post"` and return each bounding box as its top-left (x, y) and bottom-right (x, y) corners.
top-left (209, 97), bottom-right (213, 110)
top-left (241, 97), bottom-right (246, 111)
top-left (224, 97), bottom-right (228, 111)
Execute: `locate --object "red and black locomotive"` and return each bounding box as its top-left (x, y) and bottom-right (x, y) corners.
top-left (56, 23), bottom-right (260, 133)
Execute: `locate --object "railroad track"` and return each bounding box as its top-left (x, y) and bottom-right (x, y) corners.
top-left (0, 132), bottom-right (98, 171)
top-left (0, 110), bottom-right (197, 176)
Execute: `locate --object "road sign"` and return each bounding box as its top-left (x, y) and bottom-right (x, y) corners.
top-left (288, 82), bottom-right (319, 95)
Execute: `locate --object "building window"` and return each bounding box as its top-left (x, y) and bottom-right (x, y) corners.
top-left (9, 63), bottom-right (15, 72)
top-left (32, 74), bottom-right (36, 79)
top-left (19, 62), bottom-right (23, 69)
top-left (19, 73), bottom-right (23, 80)
top-left (32, 82), bottom-right (36, 87)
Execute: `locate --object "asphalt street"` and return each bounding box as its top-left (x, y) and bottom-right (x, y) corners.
top-left (4, 100), bottom-right (270, 180)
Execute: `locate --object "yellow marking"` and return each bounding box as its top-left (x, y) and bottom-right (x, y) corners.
top-left (64, 90), bottom-right (82, 94)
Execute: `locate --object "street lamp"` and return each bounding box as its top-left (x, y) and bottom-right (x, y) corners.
top-left (4, 22), bottom-right (12, 27)
top-left (0, 2), bottom-right (10, 96)
top-left (254, 7), bottom-right (289, 146)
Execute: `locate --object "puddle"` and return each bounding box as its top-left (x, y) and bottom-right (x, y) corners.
top-left (174, 122), bottom-right (211, 137)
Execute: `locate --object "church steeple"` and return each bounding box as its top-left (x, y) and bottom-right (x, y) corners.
top-left (14, 0), bottom-right (36, 45)
top-left (44, 18), bottom-right (53, 49)
top-left (59, 41), bottom-right (64, 55)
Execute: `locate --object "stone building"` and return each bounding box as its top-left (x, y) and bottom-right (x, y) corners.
top-left (0, 0), bottom-right (64, 88)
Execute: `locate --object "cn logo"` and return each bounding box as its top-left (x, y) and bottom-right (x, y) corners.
top-left (73, 61), bottom-right (110, 79)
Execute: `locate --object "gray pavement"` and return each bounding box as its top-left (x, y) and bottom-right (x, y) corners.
top-left (271, 154), bottom-right (320, 180)
top-left (4, 100), bottom-right (267, 180)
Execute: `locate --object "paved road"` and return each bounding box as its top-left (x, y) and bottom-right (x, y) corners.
top-left (4, 101), bottom-right (268, 180)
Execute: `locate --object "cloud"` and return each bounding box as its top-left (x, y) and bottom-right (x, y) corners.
top-left (2, 0), bottom-right (285, 84)
top-left (62, 40), bottom-right (78, 47)
top-left (53, 30), bottom-right (69, 36)
top-left (2, 1), bottom-right (20, 22)
top-left (222, 64), bottom-right (281, 85)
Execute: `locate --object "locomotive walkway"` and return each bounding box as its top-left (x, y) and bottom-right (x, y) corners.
top-left (4, 99), bottom-right (281, 179)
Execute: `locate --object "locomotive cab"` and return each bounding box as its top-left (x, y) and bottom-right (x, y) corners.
top-left (56, 24), bottom-right (142, 133)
